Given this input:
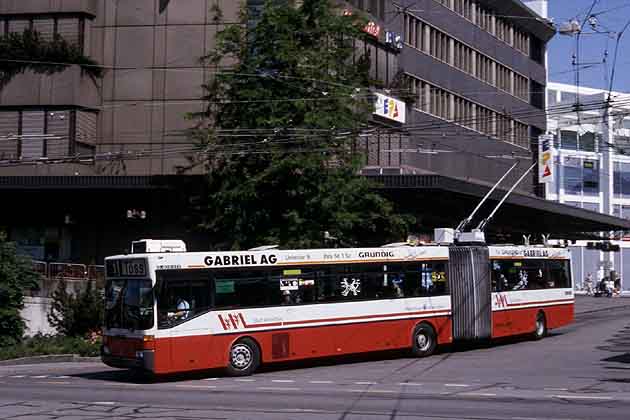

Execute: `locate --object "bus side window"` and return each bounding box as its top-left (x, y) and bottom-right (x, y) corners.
top-left (546, 260), bottom-right (570, 288)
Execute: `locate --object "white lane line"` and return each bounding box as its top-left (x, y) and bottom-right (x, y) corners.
top-left (204, 378), bottom-right (219, 381)
top-left (32, 375), bottom-right (49, 378)
top-left (444, 383), bottom-right (470, 387)
top-left (175, 384), bottom-right (217, 389)
top-left (94, 402), bottom-right (116, 405)
top-left (347, 389), bottom-right (397, 394)
top-left (234, 378), bottom-right (255, 382)
top-left (54, 376), bottom-right (70, 379)
top-left (9, 375), bottom-right (25, 378)
top-left (354, 381), bottom-right (377, 385)
top-left (398, 382), bottom-right (423, 386)
top-left (552, 395), bottom-right (613, 401)
top-left (257, 386), bottom-right (301, 391)
top-left (309, 380), bottom-right (334, 384)
top-left (271, 379), bottom-right (295, 383)
top-left (463, 392), bottom-right (497, 397)
top-left (544, 387), bottom-right (569, 391)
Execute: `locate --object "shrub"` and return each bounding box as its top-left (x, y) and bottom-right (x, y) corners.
top-left (47, 279), bottom-right (104, 337)
top-left (0, 334), bottom-right (101, 361)
top-left (0, 232), bottom-right (39, 347)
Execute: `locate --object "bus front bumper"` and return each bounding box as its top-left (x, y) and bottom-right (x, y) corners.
top-left (101, 346), bottom-right (155, 371)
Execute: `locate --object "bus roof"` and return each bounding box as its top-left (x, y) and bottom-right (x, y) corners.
top-left (105, 244), bottom-right (569, 271)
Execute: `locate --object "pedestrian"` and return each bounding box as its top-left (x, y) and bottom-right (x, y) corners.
top-left (584, 273), bottom-right (594, 296)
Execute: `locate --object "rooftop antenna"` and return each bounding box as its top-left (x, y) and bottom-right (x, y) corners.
top-left (455, 162), bottom-right (518, 233)
top-left (476, 162), bottom-right (537, 232)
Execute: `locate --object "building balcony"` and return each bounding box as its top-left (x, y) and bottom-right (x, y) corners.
top-left (0, 0), bottom-right (97, 17)
top-left (0, 65), bottom-right (100, 109)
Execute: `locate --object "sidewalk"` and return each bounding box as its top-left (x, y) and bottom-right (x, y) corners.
top-left (575, 294), bottom-right (630, 314)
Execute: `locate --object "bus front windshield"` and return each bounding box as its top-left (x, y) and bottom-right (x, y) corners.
top-left (105, 278), bottom-right (154, 330)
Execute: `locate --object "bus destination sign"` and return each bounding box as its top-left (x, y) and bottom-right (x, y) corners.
top-left (106, 259), bottom-right (147, 277)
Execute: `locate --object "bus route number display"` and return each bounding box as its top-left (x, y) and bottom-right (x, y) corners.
top-left (107, 259), bottom-right (147, 277)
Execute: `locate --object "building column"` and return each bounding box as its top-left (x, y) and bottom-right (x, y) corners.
top-left (601, 108), bottom-right (615, 280)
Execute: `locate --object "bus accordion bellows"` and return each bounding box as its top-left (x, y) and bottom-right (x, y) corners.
top-left (101, 242), bottom-right (573, 376)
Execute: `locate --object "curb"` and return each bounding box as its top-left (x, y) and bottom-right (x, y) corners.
top-left (0, 354), bottom-right (101, 366)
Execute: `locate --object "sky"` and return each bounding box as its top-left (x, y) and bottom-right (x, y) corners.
top-left (547, 0), bottom-right (630, 92)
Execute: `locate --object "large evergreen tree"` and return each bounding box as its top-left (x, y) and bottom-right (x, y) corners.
top-left (192, 0), bottom-right (412, 249)
top-left (0, 232), bottom-right (39, 346)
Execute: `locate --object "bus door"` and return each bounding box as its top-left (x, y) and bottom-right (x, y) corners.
top-left (448, 246), bottom-right (492, 341)
top-left (156, 270), bottom-right (213, 372)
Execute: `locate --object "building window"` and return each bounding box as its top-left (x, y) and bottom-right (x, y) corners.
top-left (560, 131), bottom-right (578, 150)
top-left (428, 27), bottom-right (450, 63)
top-left (496, 64), bottom-right (511, 93)
top-left (547, 89), bottom-right (558, 107)
top-left (406, 75), bottom-right (528, 147)
top-left (2, 15), bottom-right (85, 52)
top-left (0, 109), bottom-right (96, 160)
top-left (614, 162), bottom-right (630, 198)
top-left (453, 40), bottom-right (473, 74)
top-left (514, 73), bottom-right (529, 102)
top-left (563, 157), bottom-right (582, 194)
top-left (530, 80), bottom-right (545, 109)
top-left (475, 54), bottom-right (492, 85)
top-left (564, 157), bottom-right (600, 196)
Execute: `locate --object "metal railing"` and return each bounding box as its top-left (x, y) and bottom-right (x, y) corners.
top-left (28, 261), bottom-right (105, 297)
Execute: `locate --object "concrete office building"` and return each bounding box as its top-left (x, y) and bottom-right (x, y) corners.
top-left (546, 81), bottom-right (630, 289)
top-left (0, 0), bottom-right (628, 267)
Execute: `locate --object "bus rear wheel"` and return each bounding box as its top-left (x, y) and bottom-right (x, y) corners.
top-left (533, 312), bottom-right (547, 340)
top-left (411, 323), bottom-right (437, 357)
top-left (226, 337), bottom-right (260, 376)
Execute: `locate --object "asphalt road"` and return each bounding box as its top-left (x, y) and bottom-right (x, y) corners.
top-left (1, 296), bottom-right (630, 420)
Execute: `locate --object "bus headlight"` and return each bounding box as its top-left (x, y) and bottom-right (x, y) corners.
top-left (135, 351), bottom-right (144, 359)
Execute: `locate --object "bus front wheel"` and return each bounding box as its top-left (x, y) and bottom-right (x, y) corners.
top-left (226, 337), bottom-right (260, 376)
top-left (411, 323), bottom-right (437, 357)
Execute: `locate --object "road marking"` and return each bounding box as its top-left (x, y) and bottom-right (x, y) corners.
top-left (398, 382), bottom-right (423, 386)
top-left (348, 389), bottom-right (397, 394)
top-left (235, 378), bottom-right (255, 382)
top-left (552, 395), bottom-right (613, 401)
top-left (544, 387), bottom-right (569, 391)
top-left (42, 381), bottom-right (69, 385)
top-left (257, 386), bottom-right (301, 391)
top-left (175, 384), bottom-right (217, 389)
top-left (94, 402), bottom-right (116, 405)
top-left (204, 378), bottom-right (219, 381)
top-left (463, 392), bottom-right (497, 397)
top-left (444, 383), bottom-right (470, 387)
top-left (271, 379), bottom-right (295, 383)
top-left (309, 380), bottom-right (333, 384)
top-left (32, 375), bottom-right (48, 378)
top-left (54, 376), bottom-right (70, 379)
top-left (9, 375), bottom-right (25, 378)
top-left (354, 381), bottom-right (377, 385)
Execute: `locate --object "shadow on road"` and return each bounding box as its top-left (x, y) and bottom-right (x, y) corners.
top-left (70, 332), bottom-right (556, 384)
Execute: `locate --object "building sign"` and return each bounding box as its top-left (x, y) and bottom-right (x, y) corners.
top-left (538, 134), bottom-right (554, 183)
top-left (373, 93), bottom-right (406, 123)
top-left (385, 31), bottom-right (403, 50)
top-left (364, 21), bottom-right (381, 37)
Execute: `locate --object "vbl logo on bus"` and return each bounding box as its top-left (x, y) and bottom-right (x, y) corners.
top-left (494, 293), bottom-right (509, 308)
top-left (218, 313), bottom-right (246, 330)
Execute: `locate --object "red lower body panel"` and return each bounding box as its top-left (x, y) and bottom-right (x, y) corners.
top-left (491, 303), bottom-right (574, 338)
top-left (152, 315), bottom-right (452, 374)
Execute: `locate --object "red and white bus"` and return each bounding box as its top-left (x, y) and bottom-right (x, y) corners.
top-left (101, 241), bottom-right (573, 376)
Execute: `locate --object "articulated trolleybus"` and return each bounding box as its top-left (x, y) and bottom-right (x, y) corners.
top-left (102, 239), bottom-right (573, 376)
